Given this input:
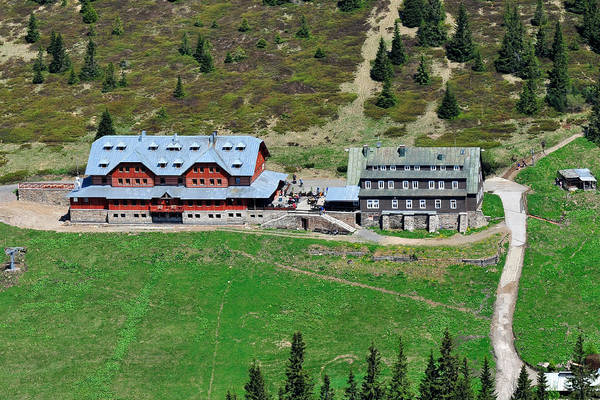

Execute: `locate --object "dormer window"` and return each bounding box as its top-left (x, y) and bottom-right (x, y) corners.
top-left (437, 154), bottom-right (444, 161)
top-left (166, 142), bottom-right (181, 151)
top-left (116, 142), bottom-right (127, 150)
top-left (232, 159), bottom-right (243, 168)
top-left (158, 158), bottom-right (167, 168)
top-left (190, 142), bottom-right (200, 150)
top-left (99, 159), bottom-right (109, 167)
top-left (149, 142), bottom-right (159, 150)
top-left (173, 159), bottom-right (183, 168)
top-left (235, 142), bottom-right (246, 151)
top-left (103, 142), bottom-right (113, 150)
top-left (222, 142), bottom-right (233, 151)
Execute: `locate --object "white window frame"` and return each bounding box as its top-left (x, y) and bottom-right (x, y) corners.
top-left (365, 181), bottom-right (371, 189)
top-left (420, 199), bottom-right (426, 209)
top-left (392, 199), bottom-right (398, 209)
top-left (441, 165), bottom-right (446, 171)
top-left (435, 199), bottom-right (441, 209)
top-left (404, 165), bottom-right (410, 171)
top-left (438, 181), bottom-right (444, 189)
top-left (380, 165), bottom-right (386, 171)
top-left (378, 180), bottom-right (385, 189)
top-left (412, 181), bottom-right (419, 189)
top-left (428, 181), bottom-right (435, 189)
top-left (450, 199), bottom-right (457, 209)
top-left (373, 165), bottom-right (379, 171)
top-left (388, 180), bottom-right (394, 189)
top-left (454, 165), bottom-right (460, 171)
top-left (414, 165), bottom-right (421, 171)
top-left (390, 165), bottom-right (397, 171)
top-left (367, 199), bottom-right (380, 209)
top-left (403, 180), bottom-right (409, 189)
top-left (452, 181), bottom-right (459, 189)
top-left (406, 199), bottom-right (412, 209)
top-left (431, 165), bottom-right (437, 171)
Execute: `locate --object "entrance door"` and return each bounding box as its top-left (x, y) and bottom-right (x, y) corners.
top-left (301, 218), bottom-right (308, 230)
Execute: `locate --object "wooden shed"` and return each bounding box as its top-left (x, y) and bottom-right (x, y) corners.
top-left (557, 168), bottom-right (597, 191)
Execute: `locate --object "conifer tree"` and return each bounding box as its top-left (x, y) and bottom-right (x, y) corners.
top-left (32, 65), bottom-right (45, 84)
top-left (48, 33), bottom-right (70, 73)
top-left (417, 0), bottom-right (447, 47)
top-left (118, 70), bottom-right (127, 87)
top-left (338, 0), bottom-right (362, 12)
top-left (87, 24), bottom-right (96, 37)
top-left (194, 34), bottom-right (214, 72)
top-left (446, 2), bottom-right (475, 62)
top-left (546, 21), bottom-right (570, 111)
top-left (414, 54), bottom-right (431, 84)
top-left (25, 13), bottom-right (40, 44)
top-left (401, 0), bottom-right (423, 28)
top-left (345, 370), bottom-right (359, 400)
top-left (102, 62), bottom-right (117, 92)
top-left (531, 0), bottom-right (547, 26)
top-left (314, 47), bottom-right (326, 58)
top-left (81, 1), bottom-right (98, 24)
top-left (227, 390), bottom-right (238, 400)
top-left (518, 40), bottom-right (541, 80)
top-left (239, 18), bottom-right (250, 32)
top-left (456, 358), bottom-right (474, 400)
top-left (534, 369), bottom-right (548, 400)
top-left (33, 47), bottom-right (47, 72)
top-left (386, 337), bottom-right (411, 400)
top-left (437, 329), bottom-right (459, 400)
top-left (281, 332), bottom-right (313, 400)
top-left (68, 66), bottom-right (79, 85)
top-left (517, 78), bottom-right (540, 115)
top-left (95, 109), bottom-right (116, 140)
top-left (581, 0), bottom-right (600, 50)
top-left (360, 344), bottom-right (384, 400)
top-left (419, 352), bottom-right (440, 400)
top-left (112, 16), bottom-right (124, 36)
top-left (244, 361), bottom-right (270, 400)
top-left (224, 52), bottom-right (234, 63)
top-left (320, 375), bottom-right (336, 400)
top-left (371, 38), bottom-right (393, 82)
top-left (586, 73), bottom-right (600, 144)
top-left (173, 75), bottom-right (185, 98)
top-left (296, 15), bottom-right (310, 39)
top-left (79, 38), bottom-right (100, 80)
top-left (511, 366), bottom-right (532, 400)
top-left (376, 76), bottom-right (397, 108)
top-left (495, 3), bottom-right (526, 74)
top-left (567, 334), bottom-right (599, 400)
top-left (256, 38), bottom-right (267, 48)
top-left (389, 22), bottom-right (407, 66)
top-left (550, 21), bottom-right (564, 60)
top-left (471, 48), bottom-right (485, 71)
top-left (437, 83), bottom-right (460, 119)
top-left (47, 31), bottom-right (58, 55)
top-left (179, 32), bottom-right (192, 55)
top-left (535, 25), bottom-right (549, 58)
top-left (477, 357), bottom-right (496, 400)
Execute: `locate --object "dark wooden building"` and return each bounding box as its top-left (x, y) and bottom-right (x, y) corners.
top-left (557, 168), bottom-right (597, 191)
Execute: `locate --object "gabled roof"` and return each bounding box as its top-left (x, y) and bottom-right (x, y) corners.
top-left (85, 133), bottom-right (266, 177)
top-left (558, 168), bottom-right (597, 182)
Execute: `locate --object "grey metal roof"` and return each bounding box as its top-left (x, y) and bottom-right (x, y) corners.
top-left (347, 146), bottom-right (481, 194)
top-left (325, 186), bottom-right (360, 202)
top-left (558, 168), bottom-right (597, 182)
top-left (359, 188), bottom-right (467, 198)
top-left (69, 170), bottom-right (287, 200)
top-left (359, 170), bottom-right (467, 179)
top-left (85, 133), bottom-right (266, 177)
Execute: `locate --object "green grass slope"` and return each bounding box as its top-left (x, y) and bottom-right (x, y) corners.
top-left (0, 224), bottom-right (501, 399)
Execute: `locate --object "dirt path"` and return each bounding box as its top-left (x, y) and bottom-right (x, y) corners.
top-left (207, 280), bottom-right (232, 400)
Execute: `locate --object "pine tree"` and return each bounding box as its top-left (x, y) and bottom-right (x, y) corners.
top-left (386, 337), bottom-right (411, 400)
top-left (244, 362), bottom-right (270, 400)
top-left (401, 0), bottom-right (423, 28)
top-left (511, 366), bottom-right (532, 400)
top-left (370, 38), bottom-right (393, 82)
top-left (414, 54), bottom-right (431, 84)
top-left (79, 38), bottom-right (100, 80)
top-left (360, 344), bottom-right (384, 400)
top-left (173, 75), bottom-right (185, 98)
top-left (320, 375), bottom-right (336, 400)
top-left (518, 40), bottom-right (541, 80)
top-left (224, 52), bottom-right (234, 63)
top-left (471, 48), bottom-right (485, 71)
top-left (376, 76), bottom-right (397, 108)
top-left (95, 109), bottom-right (116, 140)
top-left (419, 352), bottom-right (440, 400)
top-left (546, 22), bottom-right (570, 112)
top-left (102, 63), bottom-right (117, 92)
top-left (87, 24), bottom-right (96, 37)
top-left (338, 0), bottom-right (362, 12)
top-left (33, 47), bottom-right (47, 72)
top-left (517, 78), bottom-right (540, 115)
top-left (345, 370), bottom-right (359, 400)
top-left (48, 33), bottom-right (70, 73)
top-left (32, 66), bottom-right (44, 84)
top-left (477, 357), bottom-right (496, 400)
top-left (495, 3), bottom-right (526, 74)
top-left (211, 19), bottom-right (219, 28)
top-left (194, 34), bottom-right (215, 72)
top-left (25, 13), bottom-right (40, 44)
top-left (534, 369), bottom-right (548, 400)
top-left (296, 15), bottom-right (310, 39)
top-left (179, 32), bottom-right (192, 55)
top-left (256, 38), bottom-right (267, 48)
top-left (567, 334), bottom-right (599, 400)
top-left (239, 18), bottom-right (250, 32)
top-left (47, 31), bottom-right (58, 55)
top-left (446, 2), bottom-right (475, 62)
top-left (81, 1), bottom-right (98, 24)
top-left (535, 25), bottom-right (549, 58)
top-left (437, 83), bottom-right (460, 119)
top-left (389, 22), bottom-right (407, 66)
top-left (112, 16), bottom-right (124, 36)
top-left (314, 47), bottom-right (326, 58)
top-left (437, 329), bottom-right (459, 400)
top-left (581, 0), bottom-right (600, 50)
top-left (281, 332), bottom-right (313, 400)
top-left (456, 358), bottom-right (474, 400)
top-left (531, 0), bottom-right (547, 26)
top-left (586, 73), bottom-right (600, 144)
top-left (68, 66), bottom-right (79, 85)
top-left (417, 0), bottom-right (447, 47)
top-left (550, 21), bottom-right (564, 60)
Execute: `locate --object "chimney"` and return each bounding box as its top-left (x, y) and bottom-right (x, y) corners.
top-left (362, 144), bottom-right (369, 157)
top-left (209, 131), bottom-right (217, 146)
top-left (138, 130), bottom-right (146, 142)
top-left (397, 145), bottom-right (406, 157)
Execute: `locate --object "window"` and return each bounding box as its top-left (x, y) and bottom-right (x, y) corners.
top-left (121, 214), bottom-right (125, 218)
top-left (365, 181), bottom-right (372, 189)
top-left (141, 214), bottom-right (146, 218)
top-left (428, 181), bottom-right (435, 189)
top-left (235, 177), bottom-right (241, 185)
top-left (431, 165), bottom-right (437, 170)
top-left (143, 179), bottom-right (147, 184)
top-left (192, 179), bottom-right (198, 185)
top-left (217, 179), bottom-right (222, 185)
top-left (452, 181), bottom-right (459, 189)
top-left (210, 179), bottom-right (215, 185)
top-left (118, 178), bottom-right (123, 184)
top-left (236, 213), bottom-right (242, 217)
top-left (200, 179), bottom-right (205, 185)
top-left (388, 181), bottom-right (394, 189)
top-left (366, 199), bottom-right (379, 209)
top-left (126, 179), bottom-right (131, 184)
top-left (440, 165), bottom-right (446, 171)
top-left (83, 197), bottom-right (88, 203)
top-left (102, 177), bottom-right (107, 185)
top-left (188, 214), bottom-right (193, 218)
top-left (403, 180), bottom-right (409, 189)
top-left (135, 167), bottom-right (140, 172)
top-left (438, 181), bottom-right (444, 189)
top-left (380, 165), bottom-right (386, 171)
top-left (195, 214), bottom-right (200, 218)
top-left (178, 178), bottom-right (184, 186)
top-left (454, 165), bottom-right (460, 171)
top-left (209, 167), bottom-right (214, 173)
top-left (193, 167), bottom-right (198, 173)
top-left (390, 165), bottom-right (396, 171)
top-left (124, 167), bottom-right (129, 172)
top-left (392, 199), bottom-right (398, 209)
top-left (160, 178), bottom-right (165, 185)
top-left (406, 199), bottom-right (412, 209)
top-left (412, 181), bottom-right (419, 189)
top-left (209, 214), bottom-right (214, 218)
top-left (450, 200), bottom-right (457, 209)
top-left (135, 179), bottom-right (140, 184)
top-left (228, 213), bottom-right (234, 218)
top-left (73, 198), bottom-right (78, 202)
top-left (134, 214), bottom-right (139, 218)
top-left (414, 165), bottom-right (421, 171)
top-left (113, 213), bottom-right (118, 218)
top-left (404, 165), bottom-right (410, 171)
top-left (373, 165), bottom-right (379, 171)
top-left (420, 199), bottom-right (426, 209)
top-left (378, 180), bottom-right (385, 189)
top-left (435, 199), bottom-right (441, 209)
top-left (200, 167), bottom-right (204, 173)
top-left (216, 214), bottom-right (221, 218)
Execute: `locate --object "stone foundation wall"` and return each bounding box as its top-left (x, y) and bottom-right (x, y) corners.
top-left (18, 182), bottom-right (74, 207)
top-left (326, 211), bottom-right (357, 227)
top-left (360, 212), bottom-right (380, 228)
top-left (107, 210), bottom-right (152, 224)
top-left (364, 211), bottom-right (486, 232)
top-left (262, 213), bottom-right (353, 234)
top-left (70, 209), bottom-right (108, 223)
top-left (467, 210), bottom-right (489, 229)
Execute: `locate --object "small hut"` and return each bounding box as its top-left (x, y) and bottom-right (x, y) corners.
top-left (557, 169), bottom-right (597, 191)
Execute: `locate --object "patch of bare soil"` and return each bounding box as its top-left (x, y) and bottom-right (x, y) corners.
top-left (0, 23), bottom-right (37, 66)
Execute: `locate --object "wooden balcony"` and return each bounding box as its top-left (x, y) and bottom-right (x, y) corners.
top-left (149, 204), bottom-right (184, 213)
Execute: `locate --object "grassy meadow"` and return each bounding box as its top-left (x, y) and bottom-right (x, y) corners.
top-left (513, 138), bottom-right (600, 366)
top-left (0, 223), bottom-right (502, 399)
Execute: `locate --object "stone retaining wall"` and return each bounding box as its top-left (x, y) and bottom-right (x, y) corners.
top-left (262, 213), bottom-right (353, 234)
top-left (70, 209), bottom-right (108, 223)
top-left (18, 182), bottom-right (74, 207)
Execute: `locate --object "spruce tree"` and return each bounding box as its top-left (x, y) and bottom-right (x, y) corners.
top-left (567, 334), bottom-right (599, 400)
top-left (471, 48), bottom-right (485, 71)
top-left (48, 33), bottom-right (70, 73)
top-left (417, 0), bottom-right (447, 47)
top-left (47, 31), bottom-right (58, 55)
top-left (173, 75), bottom-right (185, 98)
top-left (446, 2), bottom-right (475, 62)
top-left (32, 66), bottom-right (44, 84)
top-left (296, 15), bottom-right (310, 39)
top-left (338, 0), bottom-right (362, 12)
top-left (495, 3), bottom-right (526, 74)
top-left (534, 369), bottom-right (548, 400)
top-left (535, 25), bottom-right (549, 58)
top-left (401, 0), bottom-right (423, 28)
top-left (68, 66), bottom-right (79, 85)
top-left (517, 78), bottom-right (540, 115)
top-left (81, 1), bottom-right (98, 24)
top-left (314, 47), bottom-right (326, 58)
top-left (550, 21), bottom-right (564, 60)
top-left (256, 38), bottom-right (267, 48)
top-left (419, 352), bottom-right (440, 400)
top-left (118, 70), bottom-right (127, 87)
top-left (345, 370), bottom-right (359, 400)
top-left (194, 34), bottom-right (214, 73)
top-left (518, 40), bottom-right (541, 80)
top-left (386, 337), bottom-right (411, 400)
top-left (414, 54), bottom-right (431, 84)
top-left (371, 38), bottom-right (393, 82)
top-left (581, 0), bottom-right (600, 50)
top-left (477, 357), bottom-right (496, 400)
top-left (360, 344), bottom-right (384, 400)
top-left (179, 32), bottom-right (192, 55)
top-left (437, 83), bottom-right (460, 119)
top-left (79, 38), bottom-right (100, 80)
top-left (320, 375), bottom-right (336, 400)
top-left (586, 73), bottom-right (600, 144)
top-left (389, 22), bottom-right (407, 66)
top-left (112, 16), bottom-right (124, 36)
top-left (437, 329), bottom-right (459, 400)
top-left (87, 24), bottom-right (96, 37)
top-left (281, 332), bottom-right (313, 400)
top-left (25, 13), bottom-right (40, 44)
top-left (376, 75), bottom-right (397, 108)
top-left (102, 63), bottom-right (117, 92)
top-left (531, 0), bottom-right (547, 26)
top-left (239, 18), bottom-right (250, 32)
top-left (224, 52), bottom-right (234, 63)
top-left (546, 22), bottom-right (569, 112)
top-left (244, 362), bottom-right (270, 400)
top-left (456, 358), bottom-right (474, 400)
top-left (511, 366), bottom-right (532, 400)
top-left (95, 109), bottom-right (116, 140)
